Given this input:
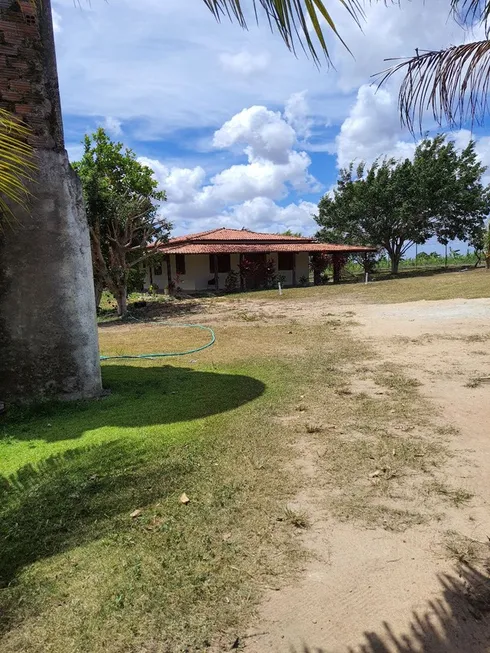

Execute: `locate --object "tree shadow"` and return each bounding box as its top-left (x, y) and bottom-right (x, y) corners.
top-left (0, 439), bottom-right (201, 593)
top-left (0, 364), bottom-right (265, 443)
top-left (97, 298), bottom-right (204, 327)
top-left (293, 563), bottom-right (490, 652)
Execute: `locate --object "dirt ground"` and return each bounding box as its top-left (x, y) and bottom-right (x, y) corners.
top-left (230, 296), bottom-right (490, 653)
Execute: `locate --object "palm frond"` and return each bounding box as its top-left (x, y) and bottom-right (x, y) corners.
top-left (450, 0), bottom-right (490, 35)
top-left (202, 0), bottom-right (365, 64)
top-left (0, 109), bottom-right (35, 224)
top-left (377, 40), bottom-right (490, 133)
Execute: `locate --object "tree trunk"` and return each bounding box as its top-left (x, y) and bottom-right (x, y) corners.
top-left (390, 257), bottom-right (400, 274)
top-left (94, 280), bottom-right (104, 310)
top-left (115, 286), bottom-right (128, 317)
top-left (0, 0), bottom-right (102, 403)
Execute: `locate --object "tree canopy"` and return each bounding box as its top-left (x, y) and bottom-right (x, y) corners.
top-left (73, 129), bottom-right (169, 315)
top-left (315, 135), bottom-right (490, 274)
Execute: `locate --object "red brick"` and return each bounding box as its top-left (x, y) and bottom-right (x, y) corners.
top-left (1, 90), bottom-right (22, 101)
top-left (14, 103), bottom-right (33, 115)
top-left (0, 44), bottom-right (18, 56)
top-left (9, 79), bottom-right (31, 93)
top-left (0, 20), bottom-right (22, 31)
top-left (7, 59), bottom-right (28, 71)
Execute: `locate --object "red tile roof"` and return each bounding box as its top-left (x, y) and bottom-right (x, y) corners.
top-left (155, 227), bottom-right (376, 255)
top-left (158, 242), bottom-right (376, 255)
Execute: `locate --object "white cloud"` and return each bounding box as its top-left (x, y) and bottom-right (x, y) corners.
top-left (139, 158), bottom-right (206, 204)
top-left (219, 51), bottom-right (270, 76)
top-left (336, 84), bottom-right (416, 168)
top-left (213, 105), bottom-right (296, 164)
top-left (102, 116), bottom-right (123, 137)
top-left (284, 91), bottom-right (312, 140)
top-left (139, 100), bottom-right (321, 235)
top-left (224, 198), bottom-right (318, 235)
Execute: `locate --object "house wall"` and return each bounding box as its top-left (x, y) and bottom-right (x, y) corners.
top-left (145, 251), bottom-right (311, 292)
top-left (296, 252), bottom-right (310, 283)
top-left (276, 252), bottom-right (310, 286)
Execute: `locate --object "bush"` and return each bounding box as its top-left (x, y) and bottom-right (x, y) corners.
top-left (224, 270), bottom-right (239, 293)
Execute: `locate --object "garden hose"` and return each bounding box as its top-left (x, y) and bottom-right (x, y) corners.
top-left (99, 322), bottom-right (216, 361)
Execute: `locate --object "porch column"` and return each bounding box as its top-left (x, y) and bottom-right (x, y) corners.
top-left (166, 255), bottom-right (172, 293)
top-left (332, 253), bottom-right (341, 284)
top-left (292, 253), bottom-right (297, 287)
top-left (213, 254), bottom-right (219, 291)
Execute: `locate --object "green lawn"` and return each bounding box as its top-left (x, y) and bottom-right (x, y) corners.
top-left (0, 333), bottom-right (308, 653)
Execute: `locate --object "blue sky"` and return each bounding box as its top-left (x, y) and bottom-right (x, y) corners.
top-left (52, 0), bottom-right (489, 254)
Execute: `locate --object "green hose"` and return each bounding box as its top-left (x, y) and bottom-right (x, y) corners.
top-left (100, 323), bottom-right (216, 361)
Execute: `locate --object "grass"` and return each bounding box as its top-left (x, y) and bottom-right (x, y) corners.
top-left (231, 266), bottom-right (490, 305)
top-left (1, 270), bottom-right (484, 652)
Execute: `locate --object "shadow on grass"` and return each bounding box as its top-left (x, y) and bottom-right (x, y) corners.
top-left (0, 438), bottom-right (203, 591)
top-left (97, 298), bottom-right (204, 327)
top-left (293, 564), bottom-right (490, 652)
top-left (0, 364), bottom-right (265, 444)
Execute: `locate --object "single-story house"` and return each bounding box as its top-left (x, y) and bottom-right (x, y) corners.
top-left (145, 227), bottom-right (376, 293)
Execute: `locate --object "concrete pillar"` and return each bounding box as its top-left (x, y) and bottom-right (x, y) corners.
top-left (0, 0), bottom-right (102, 402)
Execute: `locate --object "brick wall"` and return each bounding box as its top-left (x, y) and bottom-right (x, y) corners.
top-left (0, 0), bottom-right (64, 149)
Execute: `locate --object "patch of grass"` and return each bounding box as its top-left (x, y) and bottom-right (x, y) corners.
top-left (305, 422), bottom-right (323, 434)
top-left (233, 267), bottom-right (490, 305)
top-left (283, 506), bottom-right (310, 529)
top-left (444, 531), bottom-right (489, 566)
top-left (428, 481), bottom-right (473, 506)
top-left (465, 377), bottom-right (482, 388)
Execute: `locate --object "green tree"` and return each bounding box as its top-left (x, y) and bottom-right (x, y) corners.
top-left (282, 229), bottom-right (303, 237)
top-left (73, 129), bottom-right (169, 316)
top-left (470, 221), bottom-right (490, 268)
top-left (316, 136), bottom-right (490, 274)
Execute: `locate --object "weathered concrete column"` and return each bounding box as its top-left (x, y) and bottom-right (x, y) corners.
top-left (0, 0), bottom-right (102, 402)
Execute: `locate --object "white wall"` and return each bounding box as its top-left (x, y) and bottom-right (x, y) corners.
top-left (145, 251), bottom-right (312, 292)
top-left (296, 253), bottom-right (310, 283)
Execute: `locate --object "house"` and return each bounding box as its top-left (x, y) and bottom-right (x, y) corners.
top-left (145, 228), bottom-right (376, 293)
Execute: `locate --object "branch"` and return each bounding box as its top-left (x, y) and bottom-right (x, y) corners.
top-left (376, 40), bottom-right (490, 132)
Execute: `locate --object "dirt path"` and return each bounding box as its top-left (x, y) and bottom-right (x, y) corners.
top-left (245, 298), bottom-right (490, 653)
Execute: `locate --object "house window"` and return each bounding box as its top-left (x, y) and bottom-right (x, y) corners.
top-left (278, 252), bottom-right (295, 270)
top-left (176, 254), bottom-right (186, 276)
top-left (209, 254), bottom-right (231, 273)
top-left (153, 262), bottom-right (163, 276)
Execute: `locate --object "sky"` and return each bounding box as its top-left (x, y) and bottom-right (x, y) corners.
top-left (52, 0), bottom-right (490, 252)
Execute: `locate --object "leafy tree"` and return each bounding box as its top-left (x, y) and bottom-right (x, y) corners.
top-left (73, 129), bottom-right (169, 316)
top-left (316, 136), bottom-right (490, 274)
top-left (470, 221), bottom-right (490, 268)
top-left (282, 229), bottom-right (303, 237)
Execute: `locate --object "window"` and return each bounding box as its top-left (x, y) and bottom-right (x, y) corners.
top-left (176, 254), bottom-right (186, 275)
top-left (209, 254), bottom-right (231, 274)
top-left (153, 262), bottom-right (162, 276)
top-left (278, 252), bottom-right (295, 270)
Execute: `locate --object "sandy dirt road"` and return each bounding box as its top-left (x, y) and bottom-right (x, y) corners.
top-left (244, 297), bottom-right (490, 653)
